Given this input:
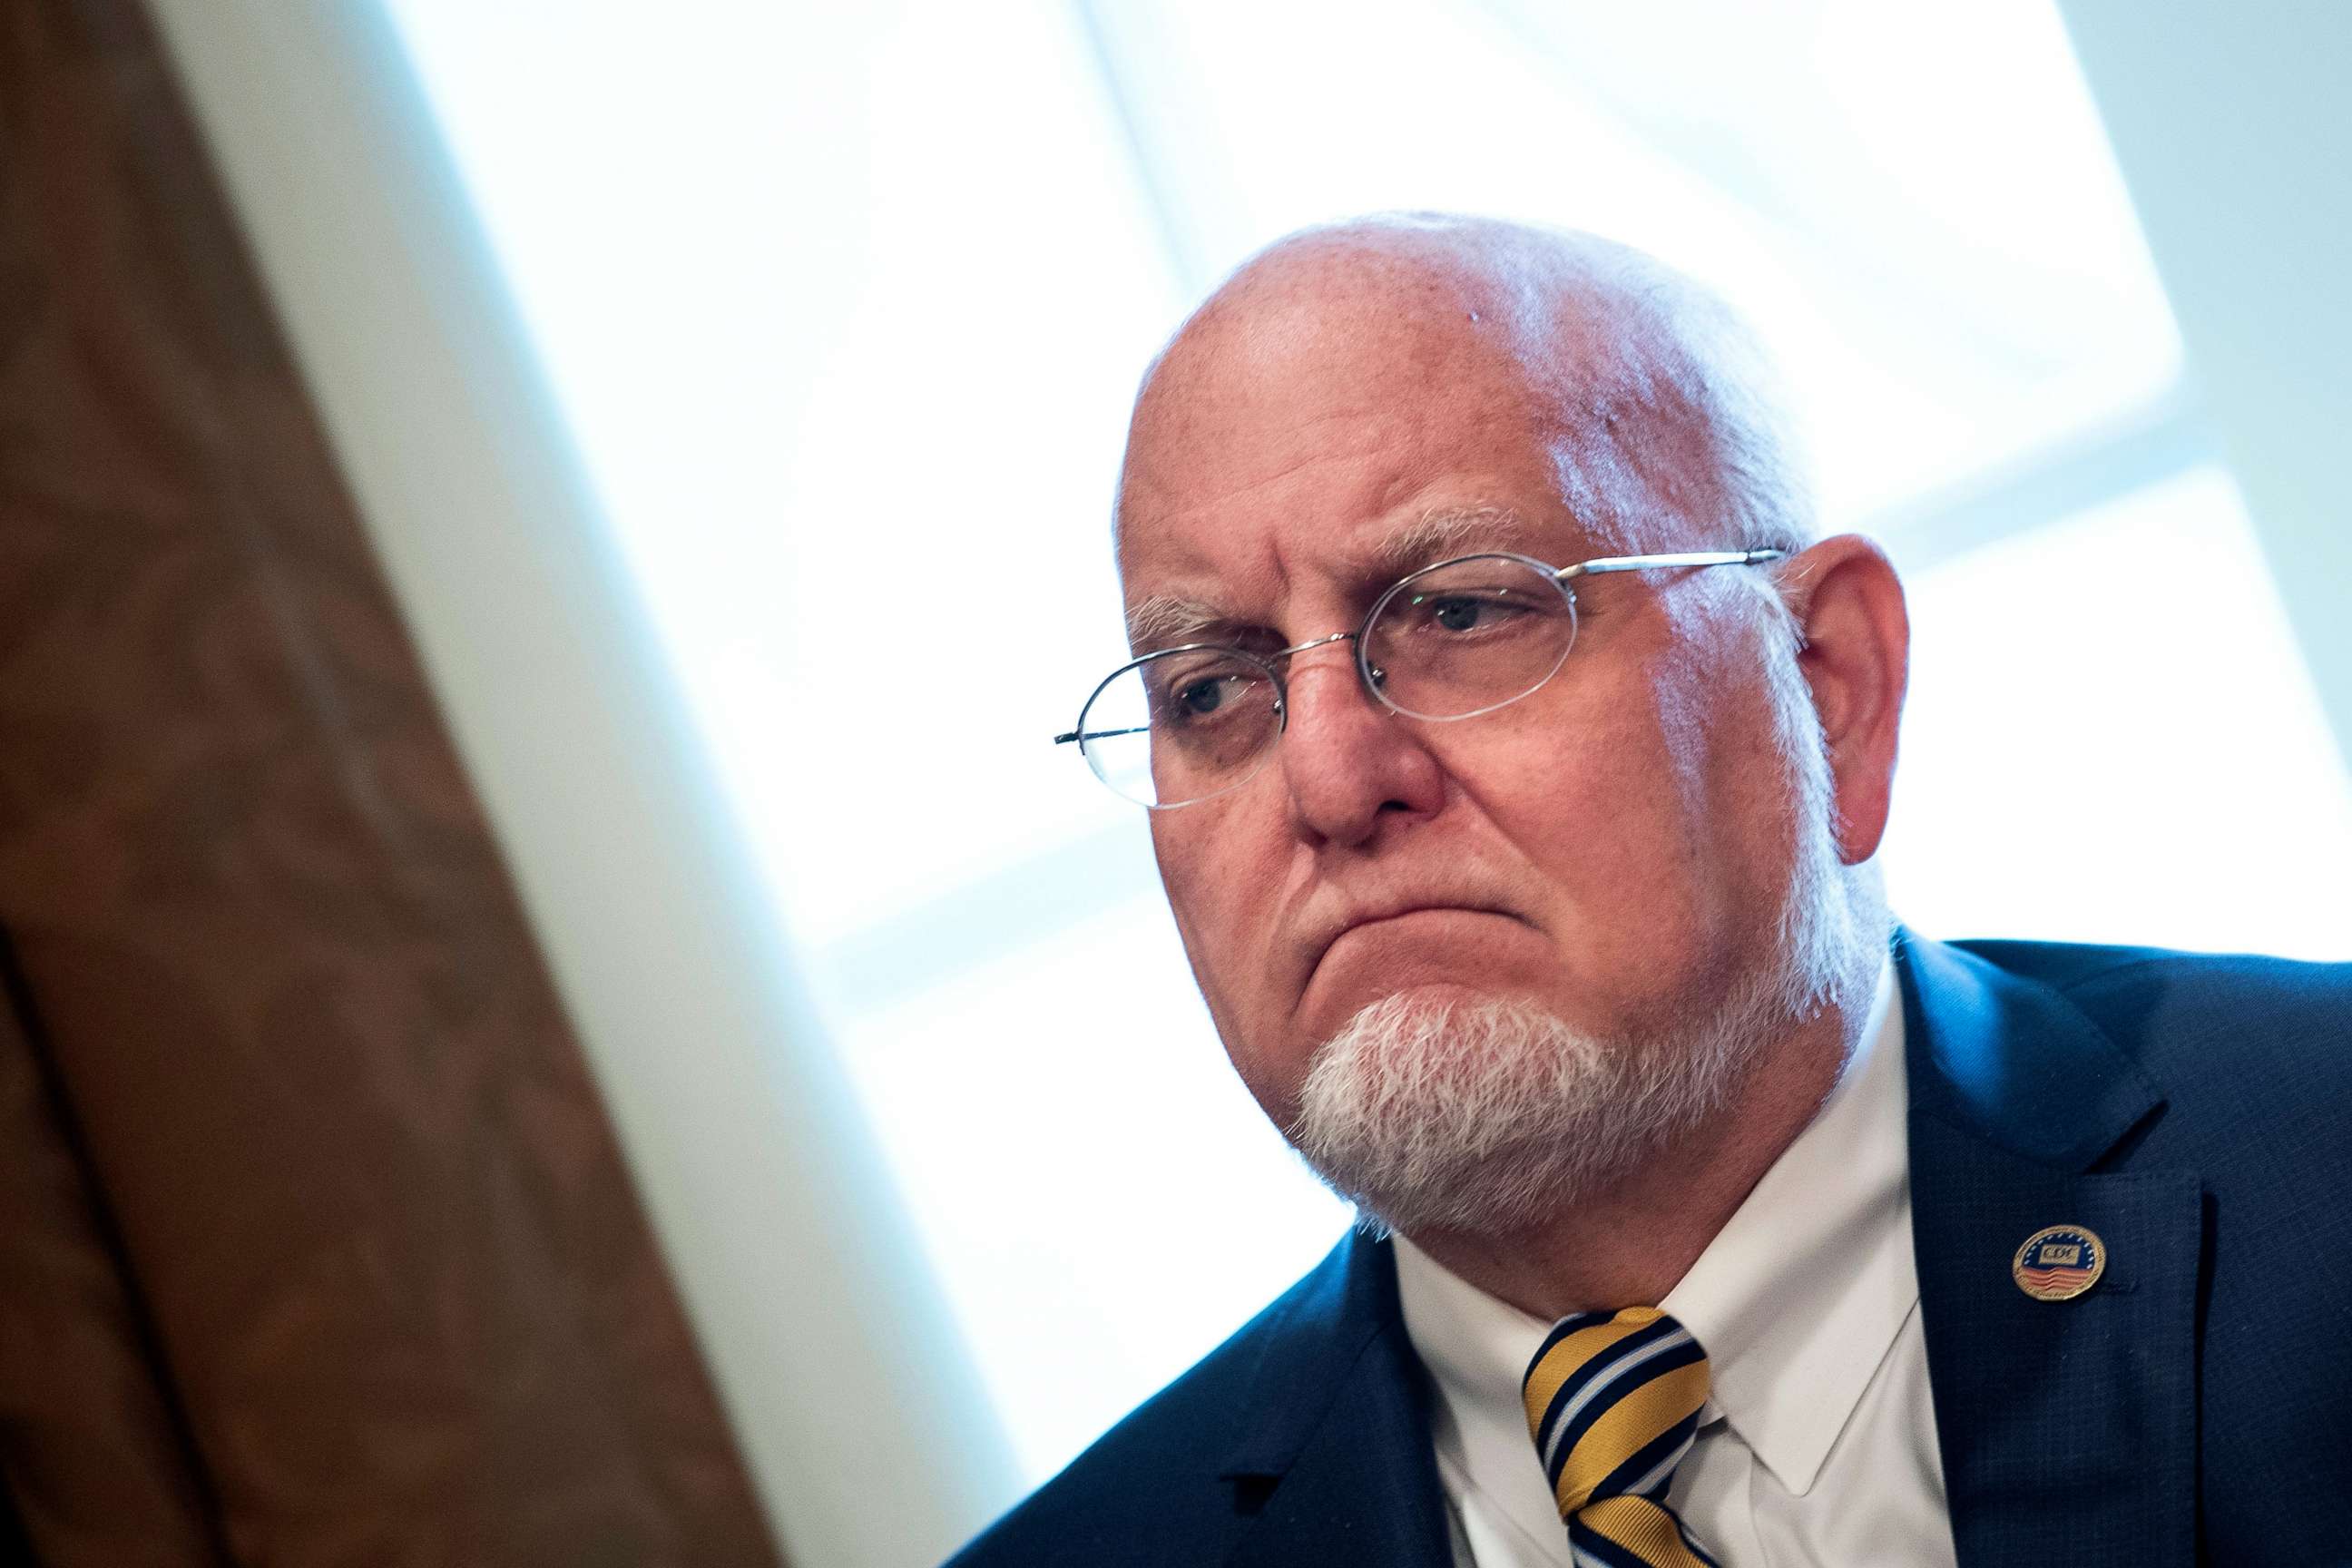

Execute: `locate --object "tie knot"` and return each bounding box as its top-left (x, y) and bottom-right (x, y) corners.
top-left (1521, 1307), bottom-right (1710, 1519)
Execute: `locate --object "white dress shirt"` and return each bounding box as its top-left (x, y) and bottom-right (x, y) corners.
top-left (1393, 963), bottom-right (1957, 1567)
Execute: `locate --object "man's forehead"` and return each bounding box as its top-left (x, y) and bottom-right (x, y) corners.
top-left (1121, 224), bottom-right (1615, 477)
top-left (1120, 503), bottom-right (1577, 649)
top-left (1123, 347), bottom-right (1535, 528)
top-left (1129, 270), bottom-right (1560, 461)
top-left (1117, 230), bottom-right (1672, 533)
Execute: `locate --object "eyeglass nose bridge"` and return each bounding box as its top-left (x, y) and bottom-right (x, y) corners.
top-left (1269, 628), bottom-right (1357, 662)
top-left (1267, 627), bottom-right (1390, 704)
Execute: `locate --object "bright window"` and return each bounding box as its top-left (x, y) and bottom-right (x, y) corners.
top-left (381, 0), bottom-right (2348, 1483)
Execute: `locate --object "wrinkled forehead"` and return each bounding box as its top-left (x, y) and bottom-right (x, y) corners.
top-left (1113, 277), bottom-right (1661, 621)
top-left (1119, 501), bottom-right (1574, 653)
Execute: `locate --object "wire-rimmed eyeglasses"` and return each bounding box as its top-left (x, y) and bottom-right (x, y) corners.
top-left (1054, 548), bottom-right (1786, 808)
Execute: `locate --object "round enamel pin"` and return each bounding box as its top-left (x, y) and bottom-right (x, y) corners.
top-left (2013, 1224), bottom-right (2106, 1301)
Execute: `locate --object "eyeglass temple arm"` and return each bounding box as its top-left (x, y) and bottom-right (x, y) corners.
top-left (1555, 548), bottom-right (1787, 583)
top-left (1053, 724), bottom-right (1150, 745)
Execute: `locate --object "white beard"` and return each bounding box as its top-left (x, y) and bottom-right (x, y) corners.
top-left (1287, 975), bottom-right (1772, 1237)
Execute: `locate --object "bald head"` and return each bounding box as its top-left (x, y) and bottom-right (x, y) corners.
top-left (1118, 214), bottom-right (1809, 564)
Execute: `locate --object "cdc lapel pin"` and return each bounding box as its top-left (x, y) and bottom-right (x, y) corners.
top-left (2013, 1223), bottom-right (2106, 1300)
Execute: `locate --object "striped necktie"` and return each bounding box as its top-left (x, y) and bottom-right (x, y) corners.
top-left (1521, 1306), bottom-right (1720, 1568)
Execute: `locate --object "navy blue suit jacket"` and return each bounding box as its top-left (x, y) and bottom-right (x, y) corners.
top-left (949, 936), bottom-right (2352, 1566)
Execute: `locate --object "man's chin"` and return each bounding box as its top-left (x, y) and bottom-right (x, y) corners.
top-left (1295, 978), bottom-right (1545, 1061)
top-left (1285, 993), bottom-right (1636, 1237)
top-left (1289, 967), bottom-right (1804, 1238)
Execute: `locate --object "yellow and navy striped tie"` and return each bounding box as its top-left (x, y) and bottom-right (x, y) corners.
top-left (1521, 1306), bottom-right (1719, 1568)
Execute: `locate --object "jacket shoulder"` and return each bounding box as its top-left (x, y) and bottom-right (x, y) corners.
top-left (1949, 936), bottom-right (2352, 1143)
top-left (1950, 935), bottom-right (2351, 1002)
top-left (1950, 937), bottom-right (2350, 1063)
top-left (945, 1235), bottom-right (1363, 1568)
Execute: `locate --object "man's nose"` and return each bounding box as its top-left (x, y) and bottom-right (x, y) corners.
top-left (1275, 642), bottom-right (1446, 848)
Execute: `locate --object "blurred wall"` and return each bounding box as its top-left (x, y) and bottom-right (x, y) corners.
top-left (2058, 0), bottom-right (2352, 769)
top-left (128, 0), bottom-right (1027, 1559)
top-left (0, 2), bottom-right (779, 1562)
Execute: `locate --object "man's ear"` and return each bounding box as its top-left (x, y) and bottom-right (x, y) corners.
top-left (1777, 534), bottom-right (1909, 864)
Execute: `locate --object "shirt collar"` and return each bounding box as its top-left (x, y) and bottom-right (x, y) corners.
top-left (1660, 957), bottom-right (1913, 1494)
top-left (1396, 958), bottom-right (1913, 1523)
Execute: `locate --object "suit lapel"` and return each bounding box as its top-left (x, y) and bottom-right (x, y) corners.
top-left (1899, 935), bottom-right (2202, 1568)
top-left (1219, 1231), bottom-right (1455, 1568)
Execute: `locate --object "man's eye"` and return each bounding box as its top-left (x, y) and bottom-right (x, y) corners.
top-left (1160, 672), bottom-right (1250, 722)
top-left (1178, 678), bottom-right (1230, 714)
top-left (1420, 592), bottom-right (1527, 632)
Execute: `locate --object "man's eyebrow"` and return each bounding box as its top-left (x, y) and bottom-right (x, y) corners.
top-left (1360, 505), bottom-right (1541, 577)
top-left (1124, 593), bottom-right (1230, 651)
top-left (1122, 508), bottom-right (1548, 649)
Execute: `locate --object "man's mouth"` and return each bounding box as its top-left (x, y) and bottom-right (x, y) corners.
top-left (1300, 901), bottom-right (1528, 1000)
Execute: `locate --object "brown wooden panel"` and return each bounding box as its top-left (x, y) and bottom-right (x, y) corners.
top-left (0, 932), bottom-right (230, 1568)
top-left (0, 2), bottom-right (781, 1563)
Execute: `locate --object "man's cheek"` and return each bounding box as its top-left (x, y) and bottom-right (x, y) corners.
top-left (1164, 892), bottom-right (1247, 1029)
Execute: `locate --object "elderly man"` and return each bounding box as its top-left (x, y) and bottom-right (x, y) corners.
top-left (950, 215), bottom-right (2351, 1567)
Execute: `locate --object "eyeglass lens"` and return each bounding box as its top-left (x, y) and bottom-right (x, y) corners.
top-left (1363, 554), bottom-right (1578, 721)
top-left (1077, 555), bottom-right (1579, 808)
top-left (1077, 649), bottom-right (1285, 808)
